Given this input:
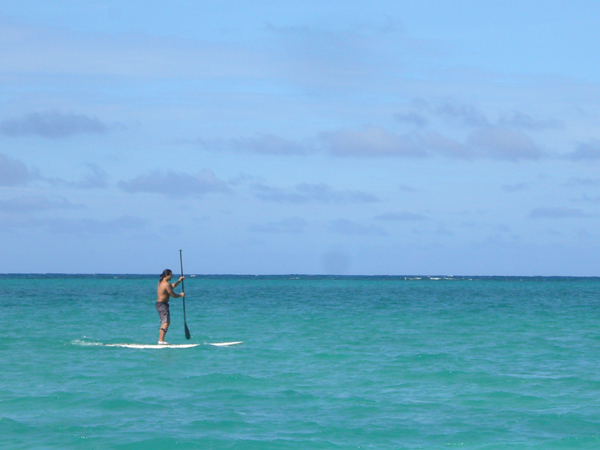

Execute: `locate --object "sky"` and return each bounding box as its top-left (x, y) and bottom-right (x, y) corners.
top-left (2, 1), bottom-right (600, 275)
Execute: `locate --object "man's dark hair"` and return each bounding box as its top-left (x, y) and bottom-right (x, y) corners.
top-left (160, 269), bottom-right (173, 281)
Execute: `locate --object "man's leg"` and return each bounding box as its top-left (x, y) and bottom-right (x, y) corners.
top-left (159, 322), bottom-right (170, 342)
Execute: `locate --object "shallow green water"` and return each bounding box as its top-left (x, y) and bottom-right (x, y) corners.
top-left (2, 275), bottom-right (600, 449)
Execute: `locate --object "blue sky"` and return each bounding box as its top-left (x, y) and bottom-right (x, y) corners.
top-left (2, 1), bottom-right (600, 275)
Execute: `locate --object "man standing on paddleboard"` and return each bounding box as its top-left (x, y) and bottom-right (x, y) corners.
top-left (156, 269), bottom-right (185, 345)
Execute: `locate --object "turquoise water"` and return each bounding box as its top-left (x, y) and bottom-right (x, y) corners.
top-left (2, 275), bottom-right (600, 449)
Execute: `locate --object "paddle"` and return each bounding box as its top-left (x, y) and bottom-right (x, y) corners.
top-left (180, 249), bottom-right (191, 340)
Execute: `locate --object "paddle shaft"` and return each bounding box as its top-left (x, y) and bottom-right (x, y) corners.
top-left (179, 250), bottom-right (191, 339)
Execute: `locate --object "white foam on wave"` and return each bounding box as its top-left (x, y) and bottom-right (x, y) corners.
top-left (71, 340), bottom-right (104, 347)
top-left (207, 341), bottom-right (243, 347)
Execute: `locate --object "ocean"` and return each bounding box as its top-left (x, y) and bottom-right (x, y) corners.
top-left (2, 274), bottom-right (600, 449)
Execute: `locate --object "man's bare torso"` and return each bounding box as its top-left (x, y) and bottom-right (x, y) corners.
top-left (157, 280), bottom-right (173, 303)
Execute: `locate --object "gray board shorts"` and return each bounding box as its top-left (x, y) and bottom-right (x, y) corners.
top-left (156, 302), bottom-right (170, 323)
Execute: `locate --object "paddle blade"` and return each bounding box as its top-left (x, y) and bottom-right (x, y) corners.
top-left (184, 322), bottom-right (191, 340)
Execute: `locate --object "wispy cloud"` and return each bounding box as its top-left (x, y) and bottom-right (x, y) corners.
top-left (45, 215), bottom-right (147, 234)
top-left (0, 23), bottom-right (267, 80)
top-left (580, 195), bottom-right (600, 203)
top-left (75, 164), bottom-right (109, 189)
top-left (498, 111), bottom-right (563, 130)
top-left (374, 212), bottom-right (427, 221)
top-left (432, 99), bottom-right (489, 127)
top-left (173, 134), bottom-right (309, 156)
top-left (0, 111), bottom-right (108, 138)
top-left (265, 20), bottom-right (446, 88)
top-left (529, 207), bottom-right (592, 219)
top-left (398, 184), bottom-right (417, 192)
top-left (501, 183), bottom-right (528, 192)
top-left (421, 132), bottom-right (473, 159)
top-left (398, 98), bottom-right (562, 132)
top-left (317, 124), bottom-right (544, 161)
top-left (466, 127), bottom-right (544, 161)
top-left (0, 195), bottom-right (82, 213)
top-left (198, 123), bottom-right (547, 162)
top-left (248, 216), bottom-right (307, 234)
top-left (390, 98), bottom-right (565, 162)
top-left (394, 112), bottom-right (428, 127)
top-left (0, 214), bottom-right (146, 234)
top-left (118, 169), bottom-right (229, 196)
top-left (46, 164), bottom-right (109, 189)
top-left (2, 19), bottom-right (437, 90)
top-left (330, 219), bottom-right (387, 236)
top-left (566, 177), bottom-right (600, 187)
top-left (231, 134), bottom-right (308, 155)
top-left (566, 140), bottom-right (600, 161)
top-left (204, 127), bottom-right (423, 159)
top-left (253, 182), bottom-right (378, 204)
top-left (0, 153), bottom-right (34, 186)
top-left (320, 126), bottom-right (423, 158)
top-left (396, 98), bottom-right (489, 128)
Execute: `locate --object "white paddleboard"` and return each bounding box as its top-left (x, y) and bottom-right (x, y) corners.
top-left (105, 343), bottom-right (200, 349)
top-left (208, 341), bottom-right (243, 347)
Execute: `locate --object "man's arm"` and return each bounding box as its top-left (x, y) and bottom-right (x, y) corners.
top-left (171, 276), bottom-right (185, 289)
top-left (166, 283), bottom-right (185, 298)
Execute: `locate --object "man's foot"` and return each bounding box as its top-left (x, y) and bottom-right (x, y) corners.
top-left (158, 341), bottom-right (170, 345)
